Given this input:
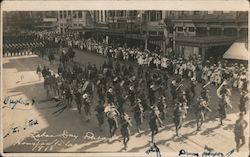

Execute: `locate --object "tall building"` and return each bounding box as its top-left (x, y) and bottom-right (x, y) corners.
top-left (92, 10), bottom-right (144, 47)
top-left (167, 11), bottom-right (248, 60)
top-left (32, 11), bottom-right (58, 31)
top-left (58, 11), bottom-right (88, 34)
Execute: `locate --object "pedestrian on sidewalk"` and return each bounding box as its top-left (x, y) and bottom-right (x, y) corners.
top-left (36, 63), bottom-right (43, 81)
top-left (239, 90), bottom-right (249, 115)
top-left (234, 113), bottom-right (248, 152)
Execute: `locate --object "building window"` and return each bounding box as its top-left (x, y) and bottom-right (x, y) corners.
top-left (193, 11), bottom-right (200, 15)
top-left (73, 11), bottom-right (77, 18)
top-left (189, 27), bottom-right (195, 32)
top-left (96, 11), bottom-right (99, 22)
top-left (150, 11), bottom-right (162, 21)
top-left (108, 10), bottom-right (116, 17)
top-left (150, 11), bottom-right (156, 21)
top-left (177, 27), bottom-right (183, 32)
top-left (101, 11), bottom-right (103, 22)
top-left (117, 11), bottom-right (124, 17)
top-left (78, 11), bottom-right (82, 18)
top-left (156, 11), bottom-right (162, 21)
top-left (68, 11), bottom-right (71, 15)
top-left (208, 11), bottom-right (214, 14)
top-left (60, 11), bottom-right (63, 18)
top-left (63, 11), bottom-right (67, 18)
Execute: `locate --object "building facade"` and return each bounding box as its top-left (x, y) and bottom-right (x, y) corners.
top-left (168, 11), bottom-right (248, 60)
top-left (58, 11), bottom-right (89, 34)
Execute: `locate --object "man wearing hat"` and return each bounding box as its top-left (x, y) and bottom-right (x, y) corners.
top-left (133, 99), bottom-right (144, 133)
top-left (173, 102), bottom-right (183, 137)
top-left (234, 113), bottom-right (248, 152)
top-left (239, 90), bottom-right (249, 115)
top-left (170, 79), bottom-right (177, 101)
top-left (128, 86), bottom-right (136, 107)
top-left (107, 87), bottom-right (114, 104)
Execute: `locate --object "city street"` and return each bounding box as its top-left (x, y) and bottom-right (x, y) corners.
top-left (2, 49), bottom-right (249, 156)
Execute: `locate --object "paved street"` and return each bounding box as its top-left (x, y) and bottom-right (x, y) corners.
top-left (2, 49), bottom-right (249, 156)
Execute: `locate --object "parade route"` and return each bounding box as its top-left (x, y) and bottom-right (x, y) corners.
top-left (2, 50), bottom-right (249, 156)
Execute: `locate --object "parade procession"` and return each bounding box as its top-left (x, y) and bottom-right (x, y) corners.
top-left (2, 10), bottom-right (249, 156)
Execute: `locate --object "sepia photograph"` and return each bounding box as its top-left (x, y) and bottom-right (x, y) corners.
top-left (1, 1), bottom-right (249, 157)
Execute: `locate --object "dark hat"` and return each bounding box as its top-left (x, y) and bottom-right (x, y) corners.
top-left (239, 112), bottom-right (244, 117)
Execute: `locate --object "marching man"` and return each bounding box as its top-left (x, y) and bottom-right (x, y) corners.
top-left (217, 80), bottom-right (232, 125)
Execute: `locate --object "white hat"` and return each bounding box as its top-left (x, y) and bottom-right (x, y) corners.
top-left (171, 80), bottom-right (176, 84)
top-left (82, 93), bottom-right (88, 99)
top-left (108, 88), bottom-right (113, 93)
top-left (129, 86), bottom-right (134, 90)
top-left (150, 84), bottom-right (155, 89)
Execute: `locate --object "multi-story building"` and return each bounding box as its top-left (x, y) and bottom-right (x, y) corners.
top-left (58, 11), bottom-right (91, 35)
top-left (32, 11), bottom-right (58, 31)
top-left (92, 10), bottom-right (144, 47)
top-left (167, 11), bottom-right (248, 60)
top-left (90, 10), bottom-right (248, 59)
top-left (3, 11), bottom-right (36, 32)
top-left (3, 11), bottom-right (62, 32)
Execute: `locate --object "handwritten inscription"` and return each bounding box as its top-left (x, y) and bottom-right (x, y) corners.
top-left (179, 149), bottom-right (199, 157)
top-left (15, 131), bottom-right (110, 151)
top-left (31, 130), bottom-right (78, 141)
top-left (3, 96), bottom-right (37, 109)
top-left (179, 149), bottom-right (235, 157)
top-left (4, 119), bottom-right (39, 138)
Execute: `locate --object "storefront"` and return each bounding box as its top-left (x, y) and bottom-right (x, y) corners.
top-left (174, 36), bottom-right (235, 61)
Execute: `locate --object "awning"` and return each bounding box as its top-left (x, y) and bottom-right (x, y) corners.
top-left (223, 42), bottom-right (248, 60)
